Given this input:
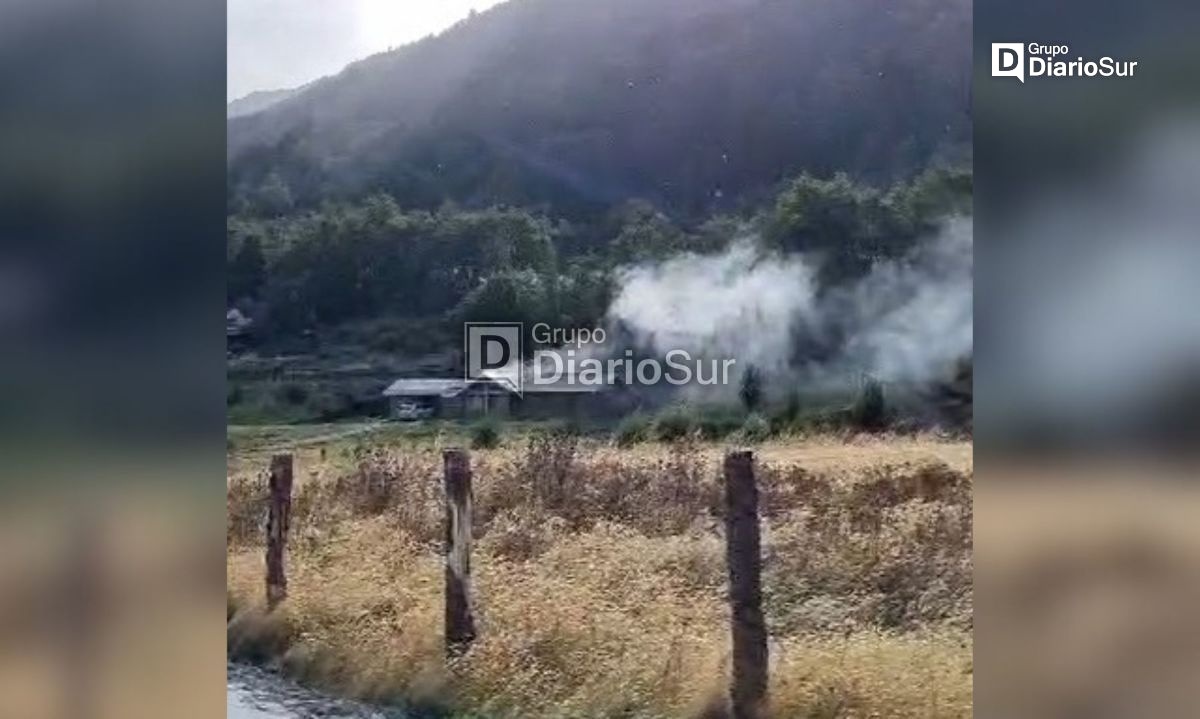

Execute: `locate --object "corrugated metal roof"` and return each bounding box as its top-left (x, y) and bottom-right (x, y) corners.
top-left (479, 367), bottom-right (604, 393)
top-left (382, 379), bottom-right (471, 397)
top-left (384, 372), bottom-right (606, 398)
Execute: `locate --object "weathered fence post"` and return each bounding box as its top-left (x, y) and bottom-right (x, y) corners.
top-left (443, 448), bottom-right (477, 658)
top-left (724, 450), bottom-right (767, 719)
top-left (265, 453), bottom-right (293, 610)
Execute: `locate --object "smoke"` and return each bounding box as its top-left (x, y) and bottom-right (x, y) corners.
top-left (820, 217), bottom-right (973, 385)
top-left (606, 217), bottom-right (973, 399)
top-left (607, 240), bottom-right (819, 378)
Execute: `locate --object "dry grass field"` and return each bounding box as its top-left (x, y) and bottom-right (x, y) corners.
top-left (227, 431), bottom-right (972, 718)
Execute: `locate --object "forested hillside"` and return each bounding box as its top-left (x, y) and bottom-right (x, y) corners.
top-left (228, 0), bottom-right (972, 434)
top-left (227, 87), bottom-right (300, 119)
top-left (228, 169), bottom-right (970, 354)
top-left (228, 0), bottom-right (970, 219)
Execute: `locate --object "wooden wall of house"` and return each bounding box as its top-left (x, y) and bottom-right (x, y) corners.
top-left (440, 396), bottom-right (465, 418)
top-left (463, 391), bottom-right (508, 418)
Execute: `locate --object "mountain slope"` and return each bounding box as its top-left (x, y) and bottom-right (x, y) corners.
top-left (228, 0), bottom-right (971, 218)
top-left (227, 87), bottom-right (301, 119)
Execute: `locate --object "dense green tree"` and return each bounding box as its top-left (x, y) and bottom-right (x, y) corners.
top-left (766, 169), bottom-right (969, 287)
top-left (228, 235), bottom-right (266, 302)
top-left (457, 268), bottom-right (552, 332)
top-left (552, 259), bottom-right (614, 332)
top-left (740, 365), bottom-right (764, 413)
top-left (229, 166), bottom-right (969, 346)
top-left (691, 215), bottom-right (744, 255)
top-left (254, 172), bottom-right (295, 217)
top-left (768, 173), bottom-right (889, 283)
top-left (609, 200), bottom-right (687, 264)
top-left (887, 167), bottom-right (974, 235)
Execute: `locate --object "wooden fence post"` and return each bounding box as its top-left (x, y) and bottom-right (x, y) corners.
top-left (265, 453), bottom-right (293, 610)
top-left (443, 448), bottom-right (477, 657)
top-left (724, 450), bottom-right (767, 719)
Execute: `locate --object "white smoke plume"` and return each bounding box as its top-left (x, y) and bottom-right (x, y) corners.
top-left (821, 216), bottom-right (973, 385)
top-left (606, 217), bottom-right (973, 397)
top-left (607, 240), bottom-right (819, 378)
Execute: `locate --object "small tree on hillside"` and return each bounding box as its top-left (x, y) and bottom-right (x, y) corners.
top-left (852, 375), bottom-right (888, 431)
top-left (229, 235), bottom-right (266, 302)
top-left (740, 365), bottom-right (763, 413)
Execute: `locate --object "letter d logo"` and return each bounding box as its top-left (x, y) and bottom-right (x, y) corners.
top-left (465, 322), bottom-right (523, 395)
top-left (992, 43), bottom-right (1025, 83)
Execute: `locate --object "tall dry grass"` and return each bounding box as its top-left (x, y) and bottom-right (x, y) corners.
top-left (227, 435), bottom-right (972, 718)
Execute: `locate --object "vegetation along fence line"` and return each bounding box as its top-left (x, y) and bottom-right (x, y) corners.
top-left (258, 447), bottom-right (770, 716)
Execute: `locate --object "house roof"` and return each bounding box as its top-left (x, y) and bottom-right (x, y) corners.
top-left (480, 367), bottom-right (605, 394)
top-left (384, 371), bottom-right (606, 398)
top-left (382, 379), bottom-right (472, 397)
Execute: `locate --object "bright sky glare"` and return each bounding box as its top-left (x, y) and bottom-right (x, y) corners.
top-left (228, 0), bottom-right (507, 102)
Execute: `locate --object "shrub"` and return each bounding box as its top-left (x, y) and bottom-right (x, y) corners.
top-left (653, 406), bottom-right (695, 442)
top-left (852, 376), bottom-right (888, 431)
top-left (227, 605), bottom-right (296, 665)
top-left (545, 417), bottom-right (583, 438)
top-left (479, 506), bottom-right (566, 561)
top-left (227, 439), bottom-right (974, 718)
top-left (368, 329), bottom-right (406, 353)
top-left (614, 413), bottom-right (651, 446)
top-left (277, 382), bottom-right (309, 406)
top-left (695, 406), bottom-right (744, 440)
top-left (226, 475), bottom-right (267, 546)
top-left (740, 413), bottom-right (772, 443)
top-left (739, 365), bottom-right (764, 412)
top-left (471, 417), bottom-right (502, 449)
top-left (330, 449), bottom-right (442, 540)
top-left (520, 433), bottom-right (579, 511)
top-left (770, 390), bottom-right (802, 433)
top-left (314, 391), bottom-right (356, 421)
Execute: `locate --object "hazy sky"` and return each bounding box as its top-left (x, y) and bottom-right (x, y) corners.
top-left (228, 0), bottom-right (507, 101)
